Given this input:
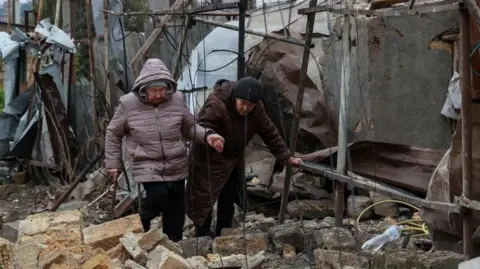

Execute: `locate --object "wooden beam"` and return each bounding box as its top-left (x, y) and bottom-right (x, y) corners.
top-left (130, 0), bottom-right (191, 70)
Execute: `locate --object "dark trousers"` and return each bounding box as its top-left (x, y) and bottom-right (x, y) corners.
top-left (140, 180), bottom-right (185, 242)
top-left (195, 167), bottom-right (244, 237)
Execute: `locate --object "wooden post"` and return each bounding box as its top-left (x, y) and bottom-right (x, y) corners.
top-left (85, 0), bottom-right (98, 143)
top-left (36, 0), bottom-right (45, 24)
top-left (7, 0), bottom-right (11, 34)
top-left (277, 0), bottom-right (317, 224)
top-left (460, 8), bottom-right (474, 260)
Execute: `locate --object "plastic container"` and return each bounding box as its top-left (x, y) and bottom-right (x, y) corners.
top-left (361, 225), bottom-right (404, 253)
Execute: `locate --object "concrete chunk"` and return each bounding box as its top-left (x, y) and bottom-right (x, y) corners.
top-left (120, 232), bottom-right (147, 265)
top-left (137, 228), bottom-right (166, 252)
top-left (178, 237), bottom-right (212, 258)
top-left (38, 249), bottom-right (80, 269)
top-left (125, 259), bottom-right (147, 269)
top-left (81, 248), bottom-right (114, 269)
top-left (185, 256), bottom-right (208, 269)
top-left (106, 243), bottom-right (129, 263)
top-left (0, 237), bottom-right (14, 269)
top-left (146, 245), bottom-right (190, 269)
top-left (459, 257), bottom-right (480, 269)
top-left (1, 221), bottom-right (19, 243)
top-left (212, 233), bottom-right (268, 256)
top-left (83, 214), bottom-right (143, 251)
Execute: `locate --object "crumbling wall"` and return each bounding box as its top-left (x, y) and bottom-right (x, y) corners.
top-left (323, 11), bottom-right (459, 149)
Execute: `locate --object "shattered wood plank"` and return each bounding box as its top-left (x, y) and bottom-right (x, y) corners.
top-left (129, 0), bottom-right (191, 70)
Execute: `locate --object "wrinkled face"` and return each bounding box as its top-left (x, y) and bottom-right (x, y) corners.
top-left (235, 98), bottom-right (256, 116)
top-left (146, 87), bottom-right (167, 105)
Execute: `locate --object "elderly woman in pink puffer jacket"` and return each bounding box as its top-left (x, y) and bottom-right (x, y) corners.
top-left (105, 58), bottom-right (224, 241)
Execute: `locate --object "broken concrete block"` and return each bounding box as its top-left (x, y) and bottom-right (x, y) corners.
top-left (125, 259), bottom-right (147, 269)
top-left (81, 248), bottom-right (114, 269)
top-left (241, 252), bottom-right (265, 269)
top-left (157, 252), bottom-right (192, 269)
top-left (286, 199), bottom-right (334, 219)
top-left (212, 233), bottom-right (268, 256)
top-left (146, 245), bottom-right (190, 269)
top-left (38, 249), bottom-right (80, 269)
top-left (383, 250), bottom-right (418, 269)
top-left (83, 214), bottom-right (143, 251)
top-left (208, 252), bottom-right (265, 269)
top-left (269, 222), bottom-right (304, 252)
top-left (347, 195), bottom-right (373, 220)
top-left (58, 200), bottom-right (89, 212)
top-left (137, 228), bottom-right (166, 252)
top-left (314, 249), bottom-right (369, 269)
top-left (370, 192), bottom-right (399, 217)
top-left (106, 243), bottom-right (129, 263)
top-left (208, 254), bottom-right (246, 268)
top-left (111, 258), bottom-right (125, 269)
top-left (313, 227), bottom-right (356, 252)
top-left (459, 257), bottom-right (480, 269)
top-left (186, 256), bottom-right (208, 269)
top-left (178, 236), bottom-right (212, 258)
top-left (0, 237), bottom-right (14, 269)
top-left (220, 227), bottom-right (259, 236)
top-left (255, 217), bottom-right (276, 232)
top-left (1, 220), bottom-right (19, 243)
top-left (18, 210), bottom-right (83, 238)
top-left (417, 251), bottom-right (464, 269)
top-left (14, 237), bottom-right (47, 269)
top-left (120, 232), bottom-right (147, 265)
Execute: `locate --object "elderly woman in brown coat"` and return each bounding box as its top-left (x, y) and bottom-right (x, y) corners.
top-left (105, 59), bottom-right (224, 241)
top-left (186, 77), bottom-right (302, 237)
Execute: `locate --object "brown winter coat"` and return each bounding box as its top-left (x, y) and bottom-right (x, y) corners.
top-left (105, 59), bottom-right (210, 182)
top-left (186, 80), bottom-right (290, 226)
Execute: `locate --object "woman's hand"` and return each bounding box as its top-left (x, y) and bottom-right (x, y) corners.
top-left (288, 157), bottom-right (303, 166)
top-left (206, 134), bottom-right (225, 152)
top-left (108, 168), bottom-right (118, 182)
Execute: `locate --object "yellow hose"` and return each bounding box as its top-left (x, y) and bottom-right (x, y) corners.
top-left (355, 199), bottom-right (429, 236)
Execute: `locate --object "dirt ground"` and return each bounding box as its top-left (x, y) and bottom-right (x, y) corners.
top-left (0, 181), bottom-right (114, 227)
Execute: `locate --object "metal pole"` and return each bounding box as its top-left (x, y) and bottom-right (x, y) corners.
top-left (334, 11), bottom-right (353, 227)
top-left (237, 0), bottom-right (247, 80)
top-left (191, 17), bottom-right (304, 46)
top-left (85, 0), bottom-right (98, 150)
top-left (104, 0), bottom-right (111, 114)
top-left (277, 0), bottom-right (317, 224)
top-left (54, 0), bottom-right (62, 26)
top-left (460, 7), bottom-right (473, 260)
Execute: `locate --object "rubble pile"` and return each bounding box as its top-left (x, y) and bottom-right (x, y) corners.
top-left (0, 203), bottom-right (467, 269)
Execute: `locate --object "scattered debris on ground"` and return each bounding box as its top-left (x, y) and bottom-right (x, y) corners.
top-left (0, 195), bottom-right (466, 269)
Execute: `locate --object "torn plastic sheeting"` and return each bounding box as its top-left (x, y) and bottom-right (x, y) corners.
top-left (441, 71), bottom-right (461, 120)
top-left (35, 18), bottom-right (76, 53)
top-left (177, 20), bottom-right (240, 90)
top-left (0, 90), bottom-right (36, 158)
top-left (0, 32), bottom-right (20, 60)
top-left (3, 60), bottom-right (18, 108)
top-left (40, 64), bottom-right (68, 107)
